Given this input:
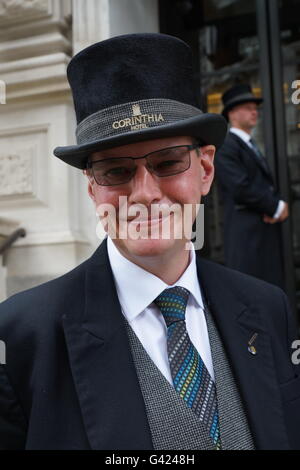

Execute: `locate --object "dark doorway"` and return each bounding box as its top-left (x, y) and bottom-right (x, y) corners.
top-left (159, 0), bottom-right (300, 319)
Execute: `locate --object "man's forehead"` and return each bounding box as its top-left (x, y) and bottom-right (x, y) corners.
top-left (89, 135), bottom-right (194, 160)
top-left (235, 102), bottom-right (259, 111)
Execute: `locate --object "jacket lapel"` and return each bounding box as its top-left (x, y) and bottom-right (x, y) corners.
top-left (61, 237), bottom-right (289, 449)
top-left (62, 239), bottom-right (153, 450)
top-left (229, 132), bottom-right (272, 179)
top-left (196, 255), bottom-right (290, 450)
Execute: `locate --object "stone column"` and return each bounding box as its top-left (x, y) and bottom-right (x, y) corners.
top-left (108, 0), bottom-right (159, 37)
top-left (72, 0), bottom-right (110, 54)
top-left (72, 0), bottom-right (159, 53)
top-left (0, 217), bottom-right (20, 301)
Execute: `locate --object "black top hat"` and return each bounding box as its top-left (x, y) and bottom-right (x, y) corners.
top-left (54, 33), bottom-right (227, 169)
top-left (221, 84), bottom-right (263, 119)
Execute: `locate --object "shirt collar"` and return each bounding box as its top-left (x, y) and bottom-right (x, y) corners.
top-left (230, 127), bottom-right (252, 144)
top-left (107, 236), bottom-right (204, 322)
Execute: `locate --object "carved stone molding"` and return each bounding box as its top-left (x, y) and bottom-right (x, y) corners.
top-left (0, 52), bottom-right (70, 101)
top-left (0, 125), bottom-right (48, 205)
top-left (0, 148), bottom-right (33, 197)
top-left (0, 0), bottom-right (72, 57)
top-left (0, 0), bottom-right (52, 24)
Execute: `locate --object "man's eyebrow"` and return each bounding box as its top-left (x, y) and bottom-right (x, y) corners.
top-left (91, 153), bottom-right (121, 160)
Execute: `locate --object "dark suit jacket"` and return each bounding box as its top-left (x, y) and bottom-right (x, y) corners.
top-left (215, 132), bottom-right (284, 287)
top-left (0, 239), bottom-right (299, 450)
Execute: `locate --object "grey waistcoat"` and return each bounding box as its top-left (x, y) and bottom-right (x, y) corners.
top-left (123, 303), bottom-right (255, 450)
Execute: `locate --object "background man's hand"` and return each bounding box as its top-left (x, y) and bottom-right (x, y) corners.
top-left (263, 202), bottom-right (289, 224)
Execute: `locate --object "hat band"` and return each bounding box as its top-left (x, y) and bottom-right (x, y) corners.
top-left (224, 93), bottom-right (261, 108)
top-left (76, 98), bottom-right (202, 145)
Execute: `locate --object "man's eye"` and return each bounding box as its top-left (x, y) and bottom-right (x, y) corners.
top-left (156, 160), bottom-right (179, 169)
top-left (104, 167), bottom-right (130, 176)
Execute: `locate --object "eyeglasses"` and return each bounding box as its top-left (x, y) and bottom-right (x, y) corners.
top-left (86, 144), bottom-right (199, 186)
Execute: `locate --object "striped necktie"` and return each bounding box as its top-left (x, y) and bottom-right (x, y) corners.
top-left (154, 286), bottom-right (221, 449)
top-left (249, 138), bottom-right (269, 173)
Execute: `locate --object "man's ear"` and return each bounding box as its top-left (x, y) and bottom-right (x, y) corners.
top-left (199, 145), bottom-right (215, 196)
top-left (84, 171), bottom-right (96, 203)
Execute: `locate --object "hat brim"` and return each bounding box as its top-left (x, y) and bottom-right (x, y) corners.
top-left (222, 96), bottom-right (263, 118)
top-left (54, 113), bottom-right (227, 170)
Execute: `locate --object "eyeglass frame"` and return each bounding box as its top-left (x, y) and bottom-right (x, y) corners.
top-left (86, 143), bottom-right (200, 186)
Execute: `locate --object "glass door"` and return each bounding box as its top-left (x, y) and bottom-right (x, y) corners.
top-left (196, 0), bottom-right (263, 263)
top-left (159, 0), bottom-right (299, 316)
top-left (276, 0), bottom-right (300, 314)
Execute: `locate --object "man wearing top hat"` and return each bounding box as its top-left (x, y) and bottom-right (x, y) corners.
top-left (0, 34), bottom-right (299, 451)
top-left (215, 84), bottom-right (288, 288)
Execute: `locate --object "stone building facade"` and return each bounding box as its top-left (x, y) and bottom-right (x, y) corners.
top-left (0, 0), bottom-right (159, 300)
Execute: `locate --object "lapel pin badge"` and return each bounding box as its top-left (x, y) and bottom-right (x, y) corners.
top-left (248, 332), bottom-right (258, 355)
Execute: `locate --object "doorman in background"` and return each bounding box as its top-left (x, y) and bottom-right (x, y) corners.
top-left (215, 84), bottom-right (288, 288)
top-left (0, 36), bottom-right (299, 451)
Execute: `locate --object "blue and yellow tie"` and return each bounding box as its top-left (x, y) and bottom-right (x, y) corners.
top-left (154, 286), bottom-right (221, 449)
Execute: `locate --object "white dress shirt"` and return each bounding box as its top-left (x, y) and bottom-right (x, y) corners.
top-left (230, 127), bottom-right (284, 219)
top-left (106, 235), bottom-right (215, 384)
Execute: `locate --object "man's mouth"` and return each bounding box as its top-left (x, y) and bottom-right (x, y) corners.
top-left (127, 215), bottom-right (169, 225)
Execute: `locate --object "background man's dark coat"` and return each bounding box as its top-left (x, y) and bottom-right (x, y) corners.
top-left (215, 132), bottom-right (284, 287)
top-left (0, 239), bottom-right (300, 450)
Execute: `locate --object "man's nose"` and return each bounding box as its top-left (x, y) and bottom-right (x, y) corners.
top-left (128, 163), bottom-right (163, 205)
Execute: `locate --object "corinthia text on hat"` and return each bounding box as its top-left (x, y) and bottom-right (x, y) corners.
top-left (112, 104), bottom-right (165, 131)
top-left (54, 34), bottom-right (227, 169)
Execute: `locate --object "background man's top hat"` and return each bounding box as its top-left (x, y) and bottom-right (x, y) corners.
top-left (54, 33), bottom-right (227, 169)
top-left (221, 84), bottom-right (263, 120)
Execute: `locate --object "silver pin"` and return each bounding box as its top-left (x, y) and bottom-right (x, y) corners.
top-left (248, 333), bottom-right (258, 355)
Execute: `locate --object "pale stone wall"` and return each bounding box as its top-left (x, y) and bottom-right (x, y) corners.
top-left (0, 216), bottom-right (20, 301)
top-left (0, 0), bottom-right (159, 299)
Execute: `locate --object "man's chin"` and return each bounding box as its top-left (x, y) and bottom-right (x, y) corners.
top-left (114, 237), bottom-right (184, 259)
